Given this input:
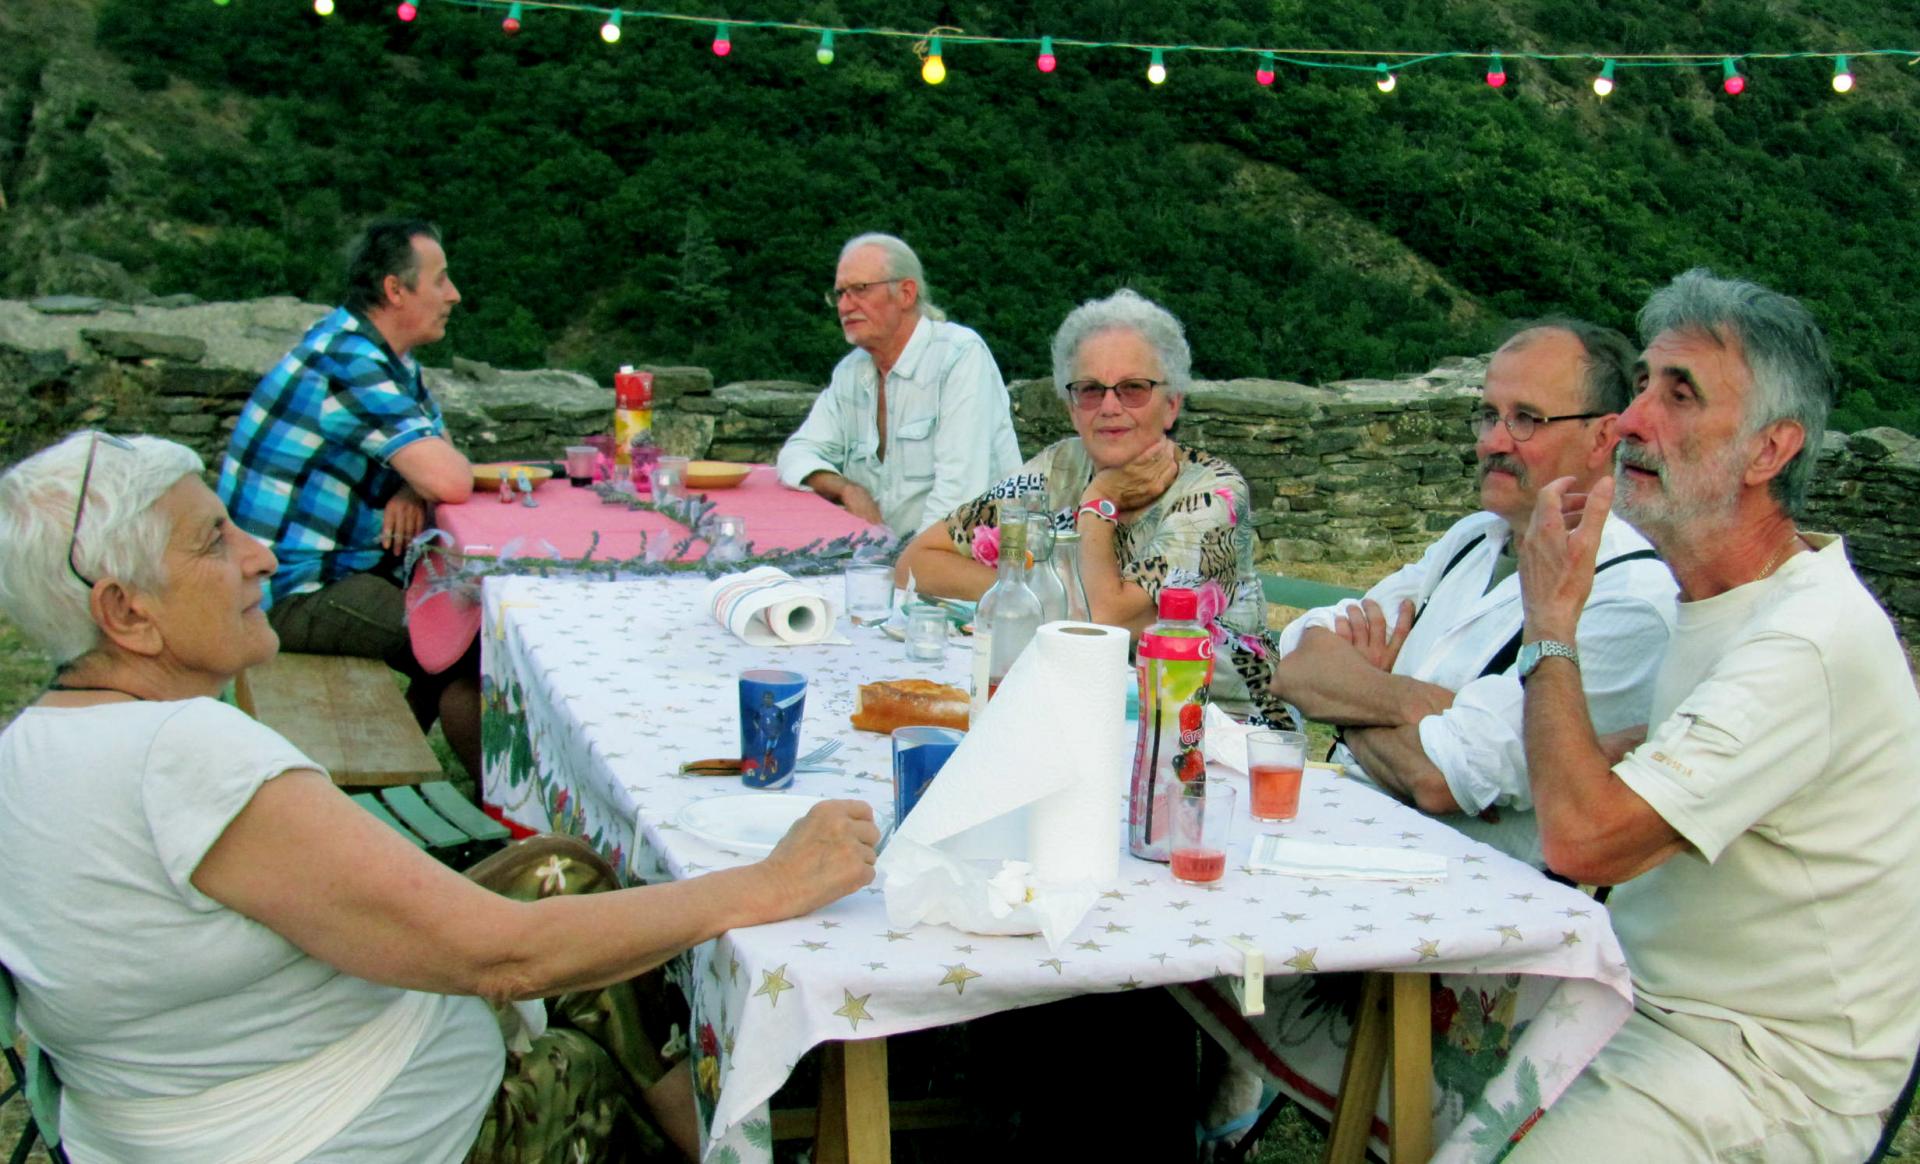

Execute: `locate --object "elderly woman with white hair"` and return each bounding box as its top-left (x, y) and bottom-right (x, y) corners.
top-left (897, 288), bottom-right (1289, 724)
top-left (0, 431), bottom-right (880, 1162)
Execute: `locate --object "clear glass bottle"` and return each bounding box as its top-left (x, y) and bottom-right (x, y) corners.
top-left (1025, 512), bottom-right (1067, 623)
top-left (1049, 528), bottom-right (1092, 623)
top-left (970, 506), bottom-right (1044, 721)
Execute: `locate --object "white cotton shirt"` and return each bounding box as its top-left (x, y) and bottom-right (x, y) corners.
top-left (1609, 535), bottom-right (1920, 1116)
top-left (776, 314), bottom-right (1022, 538)
top-left (0, 697), bottom-right (499, 1161)
top-left (1274, 510), bottom-right (1678, 864)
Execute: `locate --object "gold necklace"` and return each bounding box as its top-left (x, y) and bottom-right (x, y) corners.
top-left (1755, 531), bottom-right (1804, 583)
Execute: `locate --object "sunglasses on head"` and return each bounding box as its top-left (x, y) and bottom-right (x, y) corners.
top-left (67, 432), bottom-right (136, 590)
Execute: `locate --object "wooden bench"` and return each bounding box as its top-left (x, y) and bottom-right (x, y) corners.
top-left (233, 653), bottom-right (508, 862)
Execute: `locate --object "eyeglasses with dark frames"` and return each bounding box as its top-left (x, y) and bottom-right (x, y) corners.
top-left (1065, 378), bottom-right (1164, 411)
top-left (1467, 408), bottom-right (1605, 443)
top-left (822, 279), bottom-right (904, 308)
top-left (67, 431), bottom-right (136, 590)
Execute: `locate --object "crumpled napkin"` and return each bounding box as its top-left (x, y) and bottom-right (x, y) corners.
top-left (879, 846), bottom-right (1096, 950)
top-left (1203, 703), bottom-right (1257, 773)
top-left (1250, 836), bottom-right (1448, 881)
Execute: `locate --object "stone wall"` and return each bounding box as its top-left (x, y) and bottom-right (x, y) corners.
top-left (3, 295), bottom-right (1915, 643)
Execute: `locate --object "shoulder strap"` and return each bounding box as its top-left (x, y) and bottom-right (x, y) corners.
top-left (1476, 547), bottom-right (1666, 678)
top-left (1410, 533), bottom-right (1488, 627)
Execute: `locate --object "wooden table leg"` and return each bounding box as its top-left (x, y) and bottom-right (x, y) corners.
top-left (1321, 972), bottom-right (1389, 1164)
top-left (815, 1037), bottom-right (892, 1164)
top-left (1388, 973), bottom-right (1433, 1163)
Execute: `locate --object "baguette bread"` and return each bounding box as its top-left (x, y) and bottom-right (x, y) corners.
top-left (850, 679), bottom-right (971, 734)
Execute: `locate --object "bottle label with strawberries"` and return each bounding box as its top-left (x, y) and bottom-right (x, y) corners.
top-left (1129, 628), bottom-right (1214, 861)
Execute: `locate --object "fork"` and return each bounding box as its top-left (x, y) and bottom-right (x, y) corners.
top-left (794, 739), bottom-right (843, 769)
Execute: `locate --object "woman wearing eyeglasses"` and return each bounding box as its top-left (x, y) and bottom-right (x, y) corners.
top-left (897, 288), bottom-right (1292, 725)
top-left (0, 432), bottom-right (880, 1162)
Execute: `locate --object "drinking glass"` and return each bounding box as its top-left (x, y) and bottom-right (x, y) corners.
top-left (1247, 729), bottom-right (1307, 822)
top-left (564, 445), bottom-right (597, 487)
top-left (844, 563), bottom-right (893, 627)
top-left (709, 514), bottom-right (749, 563)
top-left (653, 455), bottom-right (690, 497)
top-left (1167, 778), bottom-right (1235, 884)
top-left (904, 603), bottom-right (948, 663)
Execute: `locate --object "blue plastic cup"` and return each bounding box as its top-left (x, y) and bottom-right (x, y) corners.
top-left (739, 669), bottom-right (807, 790)
top-left (891, 726), bottom-right (964, 821)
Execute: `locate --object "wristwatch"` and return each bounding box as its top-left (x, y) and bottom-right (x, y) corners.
top-left (1077, 498), bottom-right (1118, 524)
top-left (1517, 640), bottom-right (1579, 683)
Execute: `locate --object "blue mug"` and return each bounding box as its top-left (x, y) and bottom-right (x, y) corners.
top-left (891, 726), bottom-right (964, 821)
top-left (739, 669), bottom-right (807, 790)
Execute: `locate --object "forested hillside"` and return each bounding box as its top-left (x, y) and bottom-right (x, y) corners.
top-left (2, 0), bottom-right (1917, 433)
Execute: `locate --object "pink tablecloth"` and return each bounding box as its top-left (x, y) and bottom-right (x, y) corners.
top-left (406, 465), bottom-right (878, 672)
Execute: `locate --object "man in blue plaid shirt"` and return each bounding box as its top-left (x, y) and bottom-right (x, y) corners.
top-left (218, 218), bottom-right (481, 776)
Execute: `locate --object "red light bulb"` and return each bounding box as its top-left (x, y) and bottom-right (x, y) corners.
top-left (1256, 67), bottom-right (1275, 86)
top-left (396, 1), bottom-right (416, 20)
top-left (1724, 74), bottom-right (1745, 95)
top-left (1487, 70), bottom-right (1506, 88)
top-left (1038, 54), bottom-right (1056, 73)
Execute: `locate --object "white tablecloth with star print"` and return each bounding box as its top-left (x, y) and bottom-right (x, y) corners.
top-left (478, 574), bottom-right (1634, 1163)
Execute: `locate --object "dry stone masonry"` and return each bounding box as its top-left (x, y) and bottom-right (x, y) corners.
top-left (3, 296), bottom-right (1914, 644)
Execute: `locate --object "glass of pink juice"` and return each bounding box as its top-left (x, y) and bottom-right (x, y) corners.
top-left (1167, 778), bottom-right (1235, 884)
top-left (1247, 729), bottom-right (1307, 822)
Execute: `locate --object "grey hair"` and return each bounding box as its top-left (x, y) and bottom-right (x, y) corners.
top-left (1637, 268), bottom-right (1833, 514)
top-left (1497, 317), bottom-right (1638, 414)
top-left (0, 431), bottom-right (204, 665)
top-left (839, 232), bottom-right (947, 323)
top-left (1049, 289), bottom-right (1193, 404)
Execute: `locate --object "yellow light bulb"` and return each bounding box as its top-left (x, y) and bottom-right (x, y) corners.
top-left (922, 55), bottom-right (946, 84)
top-left (314, 0), bottom-right (334, 14)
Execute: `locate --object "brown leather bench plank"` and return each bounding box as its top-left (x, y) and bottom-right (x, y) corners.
top-left (234, 654), bottom-right (442, 788)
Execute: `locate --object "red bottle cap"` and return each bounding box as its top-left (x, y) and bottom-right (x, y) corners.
top-left (1157, 587), bottom-right (1198, 620)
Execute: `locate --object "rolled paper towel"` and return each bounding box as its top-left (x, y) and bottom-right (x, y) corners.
top-left (703, 566), bottom-right (844, 646)
top-left (878, 620), bottom-right (1131, 948)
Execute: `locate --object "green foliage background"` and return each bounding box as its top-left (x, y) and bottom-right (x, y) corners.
top-left (13, 1), bottom-right (1920, 433)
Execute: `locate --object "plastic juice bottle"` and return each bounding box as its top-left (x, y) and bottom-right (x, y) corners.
top-left (612, 366), bottom-right (654, 477)
top-left (1128, 587), bottom-right (1215, 861)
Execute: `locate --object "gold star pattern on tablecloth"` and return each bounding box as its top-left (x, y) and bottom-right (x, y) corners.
top-left (1561, 930), bottom-right (1582, 947)
top-left (880, 930), bottom-right (914, 942)
top-left (938, 964), bottom-right (981, 995)
top-left (834, 989), bottom-right (874, 1031)
top-left (1073, 939), bottom-right (1106, 953)
top-left (797, 940), bottom-right (829, 952)
top-left (1494, 925), bottom-right (1524, 944)
top-left (1038, 958), bottom-right (1064, 974)
top-left (1184, 933), bottom-right (1214, 947)
top-left (754, 965), bottom-right (794, 1007)
top-left (1414, 938), bottom-right (1442, 962)
top-left (1285, 948), bottom-right (1319, 972)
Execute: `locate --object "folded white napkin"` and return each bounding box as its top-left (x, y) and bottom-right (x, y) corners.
top-left (1250, 836), bottom-right (1448, 881)
top-left (702, 566), bottom-right (849, 646)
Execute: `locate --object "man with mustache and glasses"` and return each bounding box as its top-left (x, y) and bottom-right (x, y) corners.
top-left (777, 232), bottom-right (1020, 539)
top-left (1504, 271), bottom-right (1920, 1160)
top-left (219, 218), bottom-right (482, 778)
top-left (1267, 322), bottom-right (1677, 864)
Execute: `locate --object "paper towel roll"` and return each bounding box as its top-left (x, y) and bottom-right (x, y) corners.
top-left (702, 566), bottom-right (843, 646)
top-left (1023, 622), bottom-right (1130, 884)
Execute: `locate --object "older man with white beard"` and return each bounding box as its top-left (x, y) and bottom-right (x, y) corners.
top-left (1506, 270), bottom-right (1920, 1159)
top-left (1268, 320), bottom-right (1677, 864)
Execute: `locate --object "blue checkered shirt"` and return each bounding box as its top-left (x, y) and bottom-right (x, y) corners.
top-left (218, 307), bottom-right (447, 608)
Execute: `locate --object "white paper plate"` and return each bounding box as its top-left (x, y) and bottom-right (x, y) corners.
top-left (674, 792), bottom-right (823, 853)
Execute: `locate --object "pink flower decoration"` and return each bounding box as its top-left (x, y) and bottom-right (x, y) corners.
top-left (971, 524), bottom-right (1001, 568)
top-left (1212, 487), bottom-right (1240, 526)
top-left (1193, 579), bottom-right (1229, 626)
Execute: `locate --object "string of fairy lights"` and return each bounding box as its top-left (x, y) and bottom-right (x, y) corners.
top-left (225, 0), bottom-right (1918, 98)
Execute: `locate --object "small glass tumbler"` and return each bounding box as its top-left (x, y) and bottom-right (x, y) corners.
top-left (564, 445), bottom-right (597, 487)
top-left (653, 455), bottom-right (690, 497)
top-left (844, 563), bottom-right (894, 626)
top-left (1247, 729), bottom-right (1308, 822)
top-left (652, 465), bottom-right (684, 502)
top-left (1167, 778), bottom-right (1236, 884)
top-left (709, 514), bottom-right (749, 564)
top-left (904, 603), bottom-right (948, 663)
top-left (582, 434), bottom-right (616, 482)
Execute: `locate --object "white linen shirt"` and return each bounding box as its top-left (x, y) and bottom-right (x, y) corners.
top-left (1273, 510), bottom-right (1678, 863)
top-left (776, 315), bottom-right (1021, 539)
